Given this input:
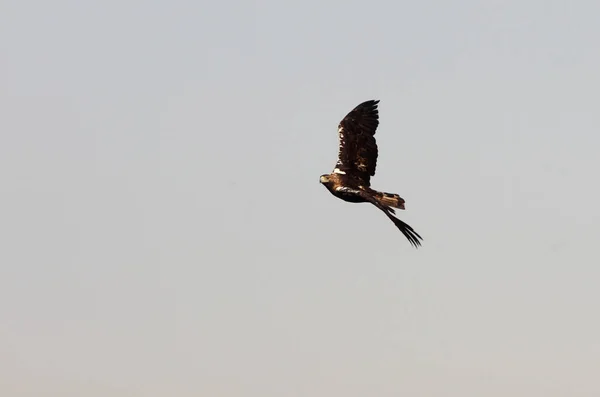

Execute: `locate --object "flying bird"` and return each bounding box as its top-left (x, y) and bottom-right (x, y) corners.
top-left (319, 100), bottom-right (423, 247)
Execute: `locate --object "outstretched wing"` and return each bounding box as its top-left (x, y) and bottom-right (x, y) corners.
top-left (334, 100), bottom-right (380, 187)
top-left (358, 190), bottom-right (423, 248)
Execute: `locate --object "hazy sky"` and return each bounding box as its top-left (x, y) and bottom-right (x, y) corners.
top-left (2, 1), bottom-right (599, 396)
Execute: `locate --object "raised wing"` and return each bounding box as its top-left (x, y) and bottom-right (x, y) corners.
top-left (334, 100), bottom-right (380, 186)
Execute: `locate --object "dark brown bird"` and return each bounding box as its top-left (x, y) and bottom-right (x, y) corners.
top-left (319, 100), bottom-right (423, 247)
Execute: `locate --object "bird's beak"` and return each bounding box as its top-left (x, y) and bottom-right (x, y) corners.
top-left (320, 175), bottom-right (329, 184)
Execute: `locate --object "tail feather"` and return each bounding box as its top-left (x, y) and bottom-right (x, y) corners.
top-left (377, 192), bottom-right (406, 210)
top-left (359, 190), bottom-right (423, 248)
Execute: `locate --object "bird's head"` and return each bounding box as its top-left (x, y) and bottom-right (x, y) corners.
top-left (319, 174), bottom-right (330, 185)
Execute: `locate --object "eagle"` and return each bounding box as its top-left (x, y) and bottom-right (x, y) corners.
top-left (319, 100), bottom-right (423, 248)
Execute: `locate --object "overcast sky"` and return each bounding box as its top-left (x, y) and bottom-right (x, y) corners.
top-left (1, 1), bottom-right (599, 396)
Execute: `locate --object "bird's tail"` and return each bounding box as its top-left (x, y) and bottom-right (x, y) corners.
top-left (376, 192), bottom-right (406, 210)
top-left (360, 190), bottom-right (422, 248)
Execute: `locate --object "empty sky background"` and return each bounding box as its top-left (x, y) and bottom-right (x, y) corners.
top-left (1, 1), bottom-right (599, 396)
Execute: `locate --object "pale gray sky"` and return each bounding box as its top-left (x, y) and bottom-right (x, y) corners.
top-left (1, 1), bottom-right (599, 396)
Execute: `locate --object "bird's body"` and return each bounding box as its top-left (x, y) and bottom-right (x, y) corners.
top-left (319, 100), bottom-right (423, 248)
top-left (320, 173), bottom-right (402, 206)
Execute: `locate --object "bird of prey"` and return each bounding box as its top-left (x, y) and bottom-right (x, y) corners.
top-left (319, 100), bottom-right (423, 247)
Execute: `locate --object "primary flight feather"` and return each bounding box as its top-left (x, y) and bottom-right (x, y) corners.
top-left (319, 100), bottom-right (423, 248)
